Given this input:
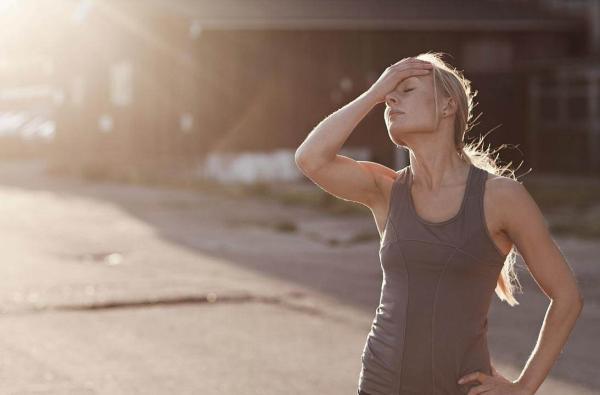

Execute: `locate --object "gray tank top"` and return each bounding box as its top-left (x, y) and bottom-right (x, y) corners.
top-left (357, 163), bottom-right (508, 395)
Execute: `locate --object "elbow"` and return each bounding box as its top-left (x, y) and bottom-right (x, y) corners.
top-left (295, 143), bottom-right (335, 174)
top-left (574, 287), bottom-right (585, 310)
top-left (568, 292), bottom-right (585, 315)
top-left (294, 149), bottom-right (309, 172)
top-left (575, 296), bottom-right (584, 318)
top-left (294, 148), bottom-right (322, 174)
top-left (551, 291), bottom-right (584, 313)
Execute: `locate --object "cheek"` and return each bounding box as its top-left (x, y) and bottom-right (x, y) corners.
top-left (409, 96), bottom-right (433, 118)
top-left (417, 95), bottom-right (438, 119)
top-left (419, 93), bottom-right (435, 108)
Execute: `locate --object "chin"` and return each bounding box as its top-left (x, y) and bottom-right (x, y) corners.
top-left (388, 124), bottom-right (412, 135)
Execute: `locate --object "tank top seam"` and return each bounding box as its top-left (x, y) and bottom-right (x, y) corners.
top-left (393, 244), bottom-right (410, 395)
top-left (381, 237), bottom-right (504, 268)
top-left (407, 163), bottom-right (476, 227)
top-left (431, 249), bottom-right (458, 394)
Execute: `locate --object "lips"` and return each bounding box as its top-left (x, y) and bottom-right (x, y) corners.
top-left (389, 110), bottom-right (405, 118)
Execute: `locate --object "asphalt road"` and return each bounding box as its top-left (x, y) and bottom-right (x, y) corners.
top-left (0, 160), bottom-right (597, 395)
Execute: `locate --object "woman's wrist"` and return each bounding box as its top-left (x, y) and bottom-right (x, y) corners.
top-left (512, 379), bottom-right (536, 395)
top-left (358, 89), bottom-right (382, 108)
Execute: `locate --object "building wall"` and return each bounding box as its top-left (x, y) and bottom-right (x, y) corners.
top-left (49, 4), bottom-right (587, 177)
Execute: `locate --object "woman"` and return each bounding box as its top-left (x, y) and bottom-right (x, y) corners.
top-left (294, 52), bottom-right (584, 395)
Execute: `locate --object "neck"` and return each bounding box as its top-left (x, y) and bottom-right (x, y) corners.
top-left (408, 152), bottom-right (469, 192)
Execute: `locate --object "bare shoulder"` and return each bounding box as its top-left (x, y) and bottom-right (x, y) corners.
top-left (484, 172), bottom-right (528, 202)
top-left (373, 163), bottom-right (408, 198)
top-left (358, 162), bottom-right (404, 204)
top-left (482, 171), bottom-right (535, 231)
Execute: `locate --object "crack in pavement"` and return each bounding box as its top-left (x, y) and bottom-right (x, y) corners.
top-left (0, 291), bottom-right (327, 317)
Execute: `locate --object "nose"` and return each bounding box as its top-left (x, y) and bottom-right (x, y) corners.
top-left (385, 92), bottom-right (399, 107)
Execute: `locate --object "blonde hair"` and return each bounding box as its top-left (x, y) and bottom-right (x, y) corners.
top-left (411, 51), bottom-right (523, 306)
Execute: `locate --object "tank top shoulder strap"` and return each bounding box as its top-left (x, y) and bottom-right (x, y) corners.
top-left (472, 164), bottom-right (487, 195)
top-left (466, 164), bottom-right (508, 262)
top-left (470, 164), bottom-right (488, 213)
top-left (462, 163), bottom-right (485, 226)
top-left (386, 165), bottom-right (410, 214)
top-left (468, 163), bottom-right (485, 200)
top-left (472, 168), bottom-right (506, 265)
top-left (392, 165), bottom-right (412, 203)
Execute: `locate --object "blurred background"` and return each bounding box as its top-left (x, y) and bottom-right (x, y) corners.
top-left (0, 0), bottom-right (599, 394)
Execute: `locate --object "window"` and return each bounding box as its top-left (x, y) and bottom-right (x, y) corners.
top-left (109, 60), bottom-right (133, 107)
top-left (462, 38), bottom-right (513, 73)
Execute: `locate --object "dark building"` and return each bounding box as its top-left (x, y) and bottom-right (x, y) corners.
top-left (44, 0), bottom-right (599, 177)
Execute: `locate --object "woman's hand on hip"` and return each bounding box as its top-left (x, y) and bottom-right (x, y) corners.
top-left (458, 365), bottom-right (534, 395)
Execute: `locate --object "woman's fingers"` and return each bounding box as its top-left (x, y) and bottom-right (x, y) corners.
top-left (458, 371), bottom-right (490, 385)
top-left (392, 57), bottom-right (429, 66)
top-left (399, 66), bottom-right (432, 79)
top-left (391, 61), bottom-right (433, 74)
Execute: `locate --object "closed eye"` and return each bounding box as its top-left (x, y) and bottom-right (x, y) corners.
top-left (404, 88), bottom-right (415, 93)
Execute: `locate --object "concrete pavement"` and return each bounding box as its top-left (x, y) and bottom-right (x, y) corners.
top-left (0, 160), bottom-right (597, 394)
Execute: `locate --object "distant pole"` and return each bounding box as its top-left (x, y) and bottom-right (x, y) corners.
top-left (589, 69), bottom-right (599, 173)
top-left (528, 75), bottom-right (540, 171)
top-left (589, 0), bottom-right (600, 55)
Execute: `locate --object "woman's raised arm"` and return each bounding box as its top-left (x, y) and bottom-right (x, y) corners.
top-left (294, 58), bottom-right (432, 207)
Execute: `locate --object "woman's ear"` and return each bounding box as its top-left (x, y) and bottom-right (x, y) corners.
top-left (442, 97), bottom-right (457, 117)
